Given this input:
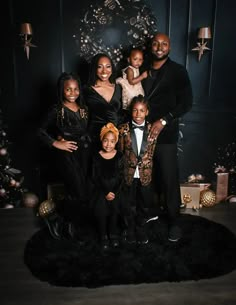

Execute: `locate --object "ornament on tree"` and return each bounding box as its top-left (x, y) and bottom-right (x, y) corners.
top-left (73, 0), bottom-right (158, 65)
top-left (0, 148), bottom-right (7, 156)
top-left (9, 179), bottom-right (16, 187)
top-left (23, 192), bottom-right (39, 208)
top-left (0, 108), bottom-right (29, 208)
top-left (0, 188), bottom-right (6, 196)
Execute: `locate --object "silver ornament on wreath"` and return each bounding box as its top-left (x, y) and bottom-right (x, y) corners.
top-left (104, 0), bottom-right (117, 10)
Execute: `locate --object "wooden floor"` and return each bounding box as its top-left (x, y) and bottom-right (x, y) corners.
top-left (1, 203), bottom-right (236, 305)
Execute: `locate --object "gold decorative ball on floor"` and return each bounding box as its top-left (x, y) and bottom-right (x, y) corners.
top-left (38, 199), bottom-right (56, 218)
top-left (200, 189), bottom-right (216, 207)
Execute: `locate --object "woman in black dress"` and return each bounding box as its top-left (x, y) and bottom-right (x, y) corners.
top-left (38, 72), bottom-right (91, 233)
top-left (84, 53), bottom-right (126, 151)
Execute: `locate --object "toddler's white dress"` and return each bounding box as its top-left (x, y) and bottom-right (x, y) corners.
top-left (116, 66), bottom-right (144, 109)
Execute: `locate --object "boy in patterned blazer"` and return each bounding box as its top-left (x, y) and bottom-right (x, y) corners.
top-left (118, 95), bottom-right (158, 244)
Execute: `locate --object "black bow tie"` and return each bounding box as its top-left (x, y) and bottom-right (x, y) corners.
top-left (132, 124), bottom-right (145, 131)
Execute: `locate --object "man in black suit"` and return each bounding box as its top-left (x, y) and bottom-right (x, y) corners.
top-left (142, 32), bottom-right (193, 242)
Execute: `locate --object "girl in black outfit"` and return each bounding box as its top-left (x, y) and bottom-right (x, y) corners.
top-left (90, 123), bottom-right (124, 250)
top-left (38, 72), bottom-right (91, 237)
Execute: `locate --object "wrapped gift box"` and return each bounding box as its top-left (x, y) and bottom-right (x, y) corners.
top-left (216, 173), bottom-right (229, 203)
top-left (180, 183), bottom-right (211, 208)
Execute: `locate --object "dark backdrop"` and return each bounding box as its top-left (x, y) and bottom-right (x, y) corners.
top-left (0, 0), bottom-right (236, 198)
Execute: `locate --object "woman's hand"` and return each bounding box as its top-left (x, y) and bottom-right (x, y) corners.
top-left (53, 139), bottom-right (78, 152)
top-left (106, 192), bottom-right (115, 201)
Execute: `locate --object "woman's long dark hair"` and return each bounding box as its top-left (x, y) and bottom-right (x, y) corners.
top-left (88, 53), bottom-right (116, 86)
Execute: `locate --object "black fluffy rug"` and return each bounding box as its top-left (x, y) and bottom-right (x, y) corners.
top-left (24, 214), bottom-right (236, 288)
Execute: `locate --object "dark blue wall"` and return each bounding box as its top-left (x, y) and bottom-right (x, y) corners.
top-left (0, 0), bottom-right (236, 196)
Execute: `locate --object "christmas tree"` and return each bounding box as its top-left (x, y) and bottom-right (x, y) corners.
top-left (0, 108), bottom-right (26, 208)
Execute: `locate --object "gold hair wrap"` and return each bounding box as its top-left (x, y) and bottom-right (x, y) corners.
top-left (100, 122), bottom-right (119, 143)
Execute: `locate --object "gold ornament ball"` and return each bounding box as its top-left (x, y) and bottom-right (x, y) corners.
top-left (38, 199), bottom-right (56, 218)
top-left (200, 189), bottom-right (216, 207)
top-left (23, 192), bottom-right (39, 208)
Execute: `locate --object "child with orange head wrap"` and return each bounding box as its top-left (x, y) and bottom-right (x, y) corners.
top-left (100, 122), bottom-right (119, 143)
top-left (91, 122), bottom-right (124, 250)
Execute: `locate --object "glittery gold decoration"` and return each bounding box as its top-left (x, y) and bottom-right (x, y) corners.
top-left (104, 0), bottom-right (117, 10)
top-left (38, 199), bottom-right (56, 218)
top-left (73, 0), bottom-right (158, 65)
top-left (187, 173), bottom-right (205, 183)
top-left (200, 189), bottom-right (216, 207)
top-left (183, 193), bottom-right (192, 204)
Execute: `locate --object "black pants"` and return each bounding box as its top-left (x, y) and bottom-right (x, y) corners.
top-left (93, 200), bottom-right (119, 238)
top-left (121, 178), bottom-right (154, 231)
top-left (153, 144), bottom-right (181, 224)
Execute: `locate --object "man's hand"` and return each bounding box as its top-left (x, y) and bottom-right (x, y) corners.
top-left (148, 120), bottom-right (164, 141)
top-left (106, 192), bottom-right (115, 201)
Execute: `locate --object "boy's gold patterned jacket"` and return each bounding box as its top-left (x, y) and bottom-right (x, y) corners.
top-left (118, 122), bottom-right (157, 186)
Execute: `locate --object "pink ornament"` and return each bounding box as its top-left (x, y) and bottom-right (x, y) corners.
top-left (0, 148), bottom-right (7, 156)
top-left (23, 192), bottom-right (39, 208)
top-left (0, 188), bottom-right (6, 196)
top-left (10, 179), bottom-right (16, 186)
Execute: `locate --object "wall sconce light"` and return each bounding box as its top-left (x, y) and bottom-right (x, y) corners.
top-left (192, 27), bottom-right (211, 61)
top-left (19, 23), bottom-right (37, 60)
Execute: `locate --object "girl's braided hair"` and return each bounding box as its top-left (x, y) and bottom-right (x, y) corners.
top-left (56, 72), bottom-right (87, 126)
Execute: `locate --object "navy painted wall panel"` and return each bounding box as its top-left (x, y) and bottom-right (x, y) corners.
top-left (0, 0), bottom-right (235, 192)
top-left (149, 0), bottom-right (170, 34)
top-left (169, 0), bottom-right (190, 66)
top-left (211, 0), bottom-right (236, 98)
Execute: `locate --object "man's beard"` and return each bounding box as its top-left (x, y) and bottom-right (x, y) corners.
top-left (151, 52), bottom-right (169, 62)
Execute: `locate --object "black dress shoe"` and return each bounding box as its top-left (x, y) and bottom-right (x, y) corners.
top-left (100, 235), bottom-right (109, 250)
top-left (62, 222), bottom-right (76, 240)
top-left (168, 225), bottom-right (182, 242)
top-left (111, 239), bottom-right (119, 248)
top-left (45, 217), bottom-right (63, 240)
top-left (110, 235), bottom-right (120, 248)
top-left (136, 230), bottom-right (148, 245)
top-left (122, 230), bottom-right (136, 243)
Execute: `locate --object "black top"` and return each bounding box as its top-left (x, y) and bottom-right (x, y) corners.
top-left (91, 150), bottom-right (124, 196)
top-left (142, 58), bottom-right (193, 144)
top-left (38, 105), bottom-right (91, 202)
top-left (38, 105), bottom-right (89, 147)
top-left (90, 150), bottom-right (124, 210)
top-left (84, 84), bottom-right (123, 146)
